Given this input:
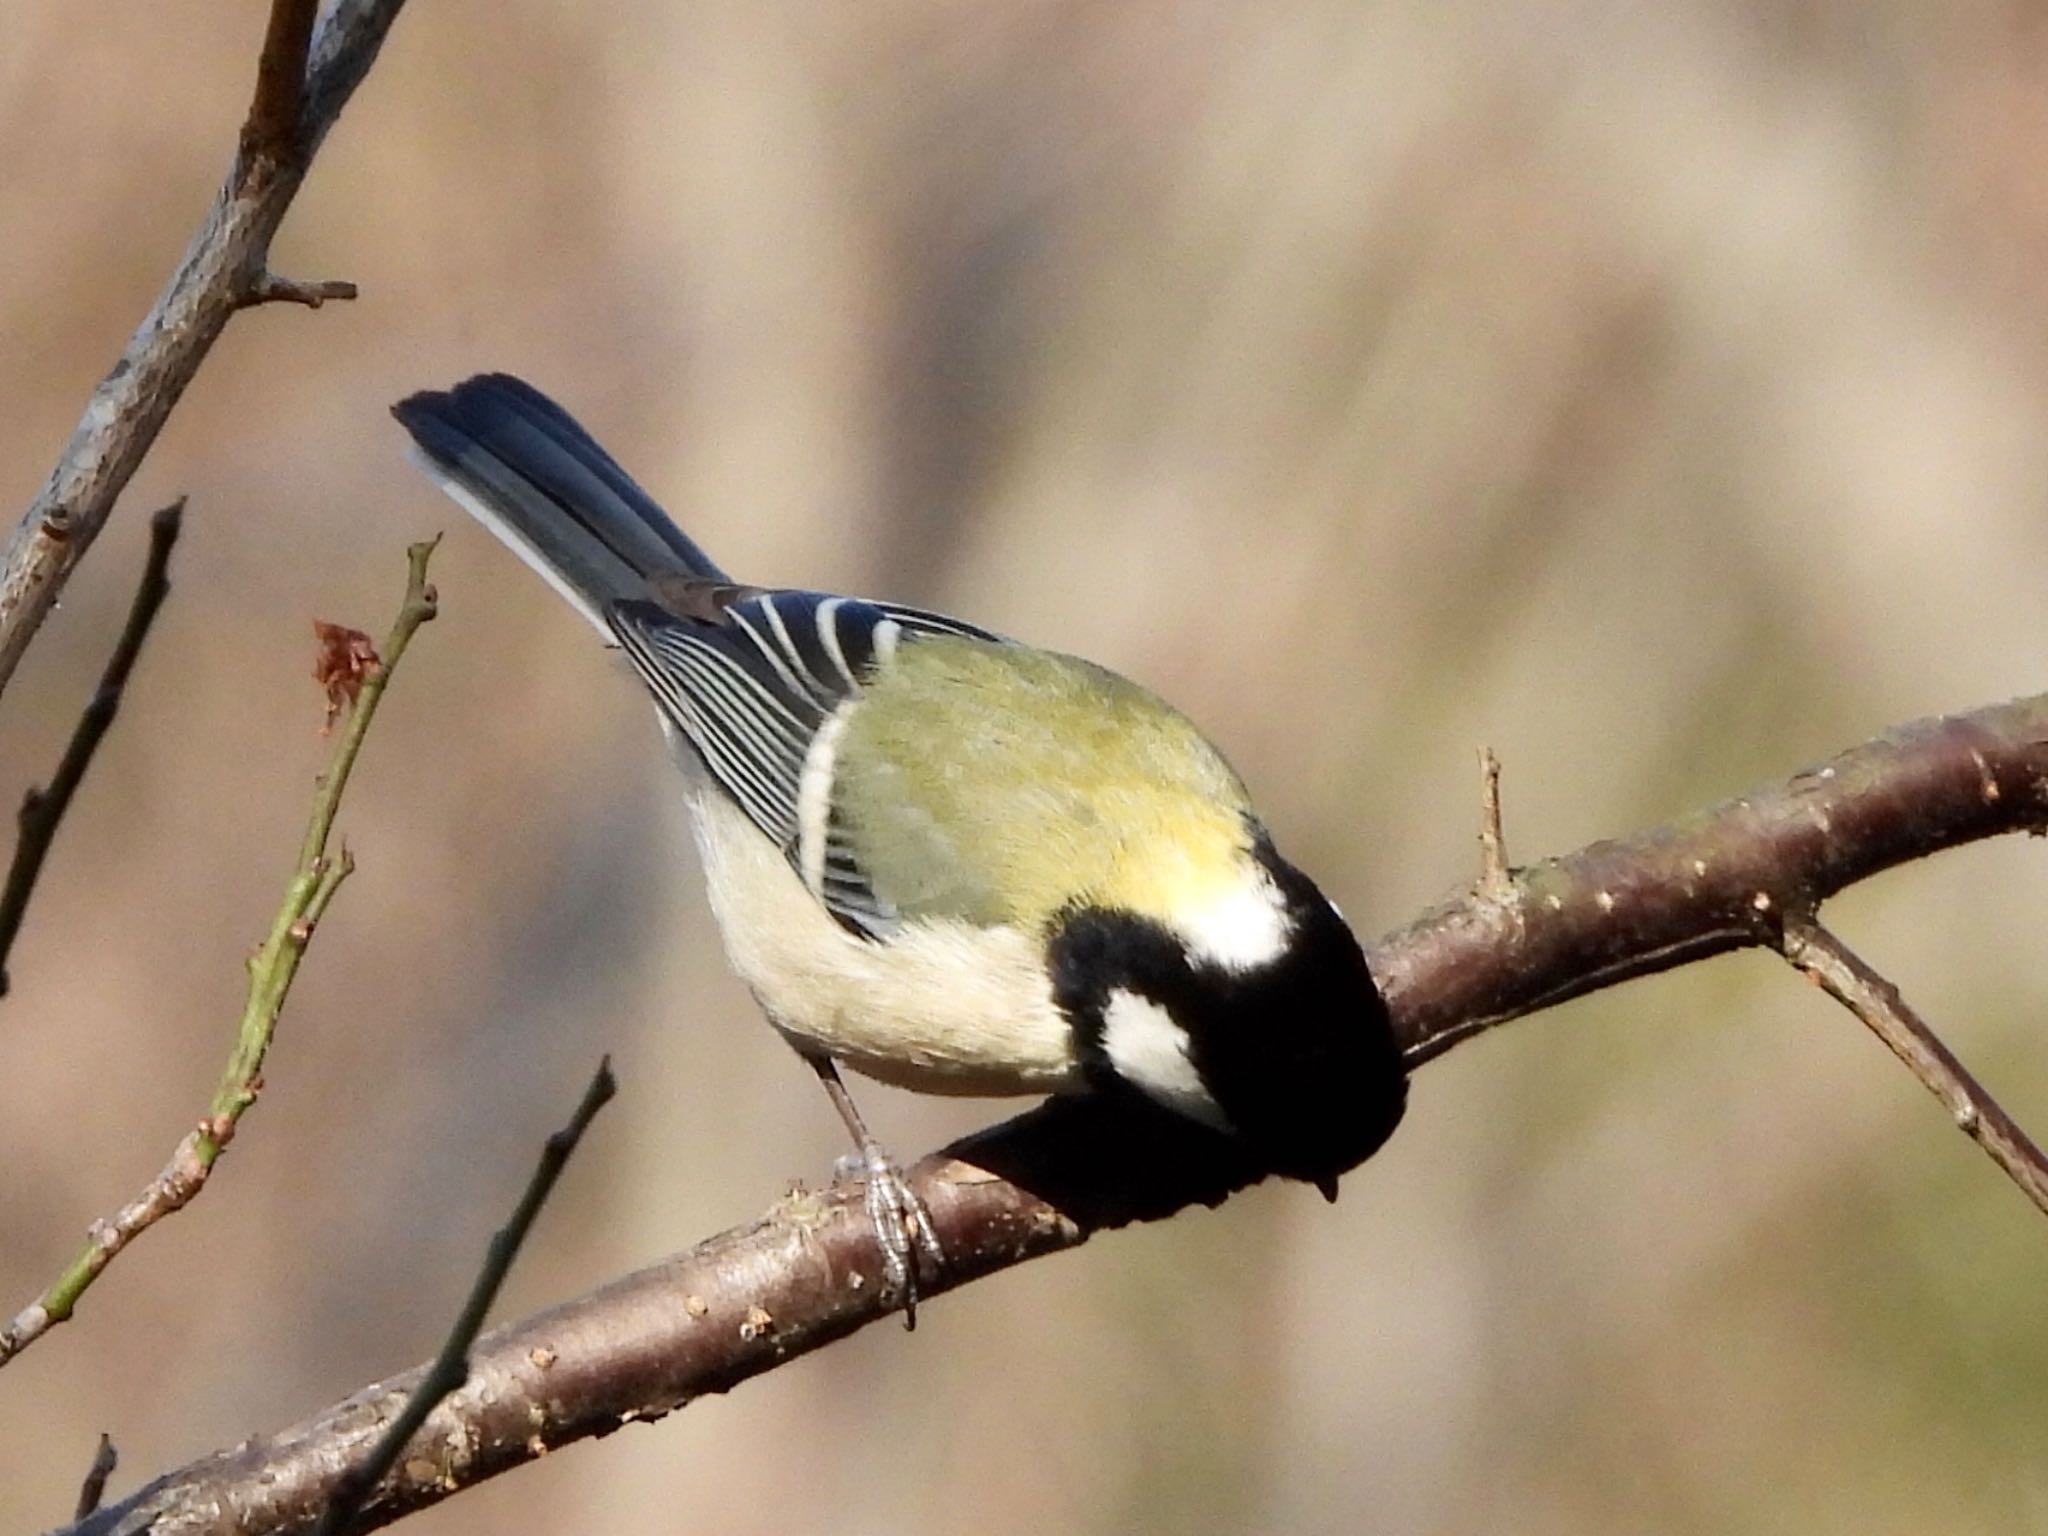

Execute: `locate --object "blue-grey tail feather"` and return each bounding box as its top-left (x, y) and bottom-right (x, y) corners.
top-left (392, 374), bottom-right (726, 621)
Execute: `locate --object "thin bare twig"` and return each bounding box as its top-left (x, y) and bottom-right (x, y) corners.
top-left (1781, 915), bottom-right (2048, 1217)
top-left (1476, 745), bottom-right (1510, 894)
top-left (0, 0), bottom-right (409, 702)
top-left (56, 692), bottom-right (2048, 1536)
top-left (74, 1436), bottom-right (117, 1523)
top-left (247, 274), bottom-right (360, 309)
top-left (0, 541), bottom-right (439, 1371)
top-left (313, 1059), bottom-right (618, 1536)
top-left (0, 501), bottom-right (182, 997)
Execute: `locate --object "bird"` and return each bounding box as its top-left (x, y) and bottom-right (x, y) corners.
top-left (392, 373), bottom-right (1408, 1324)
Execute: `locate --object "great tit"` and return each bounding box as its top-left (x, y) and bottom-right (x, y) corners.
top-left (393, 374), bottom-right (1407, 1319)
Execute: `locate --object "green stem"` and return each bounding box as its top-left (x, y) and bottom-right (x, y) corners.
top-left (197, 539), bottom-right (437, 1163)
top-left (0, 538), bottom-right (440, 1368)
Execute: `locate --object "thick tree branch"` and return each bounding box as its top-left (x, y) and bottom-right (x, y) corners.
top-left (1383, 696), bottom-right (2048, 1066)
top-left (54, 691), bottom-right (2048, 1536)
top-left (0, 0), bottom-right (409, 702)
top-left (0, 542), bottom-right (438, 1372)
top-left (60, 1147), bottom-right (1093, 1536)
top-left (0, 501), bottom-right (182, 997)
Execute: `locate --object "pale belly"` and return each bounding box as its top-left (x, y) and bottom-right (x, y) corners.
top-left (687, 791), bottom-right (1081, 1096)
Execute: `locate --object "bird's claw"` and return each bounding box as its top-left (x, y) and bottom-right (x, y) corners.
top-left (852, 1145), bottom-right (944, 1329)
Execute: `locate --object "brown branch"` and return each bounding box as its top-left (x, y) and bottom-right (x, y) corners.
top-left (0, 501), bottom-right (182, 997)
top-left (1386, 696), bottom-right (2048, 1067)
top-left (242, 0), bottom-right (320, 162)
top-left (0, 0), bottom-right (408, 701)
top-left (59, 1145), bottom-right (1091, 1536)
top-left (0, 542), bottom-right (438, 1372)
top-left (313, 1059), bottom-right (617, 1536)
top-left (245, 274), bottom-right (360, 309)
top-left (1781, 915), bottom-right (2048, 1216)
top-left (54, 691), bottom-right (2048, 1536)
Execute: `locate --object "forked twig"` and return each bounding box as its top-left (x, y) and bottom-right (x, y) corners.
top-left (0, 0), bottom-right (408, 702)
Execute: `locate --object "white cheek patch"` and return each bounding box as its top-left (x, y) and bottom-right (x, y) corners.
top-left (1173, 870), bottom-right (1291, 973)
top-left (1101, 989), bottom-right (1230, 1131)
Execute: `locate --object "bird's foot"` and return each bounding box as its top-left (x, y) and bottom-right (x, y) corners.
top-left (839, 1143), bottom-right (944, 1329)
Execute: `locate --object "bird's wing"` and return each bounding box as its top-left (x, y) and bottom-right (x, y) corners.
top-left (607, 589), bottom-right (1000, 938)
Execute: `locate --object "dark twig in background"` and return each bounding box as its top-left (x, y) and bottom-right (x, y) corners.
top-left (1781, 915), bottom-right (2048, 1216)
top-left (313, 1057), bottom-right (617, 1536)
top-left (58, 690), bottom-right (2048, 1536)
top-left (0, 501), bottom-right (181, 997)
top-left (0, 0), bottom-right (408, 701)
top-left (0, 542), bottom-right (439, 1371)
top-left (73, 1437), bottom-right (116, 1523)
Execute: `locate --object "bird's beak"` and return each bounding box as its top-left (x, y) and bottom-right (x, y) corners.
top-left (1316, 1175), bottom-right (1340, 1203)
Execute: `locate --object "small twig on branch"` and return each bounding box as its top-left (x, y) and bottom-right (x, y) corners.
top-left (74, 1436), bottom-right (117, 1522)
top-left (0, 541), bottom-right (439, 1372)
top-left (243, 274), bottom-right (360, 310)
top-left (0, 0), bottom-right (408, 702)
top-left (1781, 915), bottom-right (2048, 1217)
top-left (1476, 745), bottom-right (1510, 895)
top-left (0, 501), bottom-right (182, 997)
top-left (313, 1059), bottom-right (618, 1536)
top-left (52, 692), bottom-right (2048, 1536)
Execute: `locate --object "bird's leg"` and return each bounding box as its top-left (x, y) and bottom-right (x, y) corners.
top-left (802, 1052), bottom-right (944, 1329)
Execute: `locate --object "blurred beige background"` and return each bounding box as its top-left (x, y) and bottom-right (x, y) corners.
top-left (5, 1), bottom-right (2048, 1531)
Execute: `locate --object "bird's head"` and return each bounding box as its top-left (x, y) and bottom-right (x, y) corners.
top-left (1048, 833), bottom-right (1407, 1196)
